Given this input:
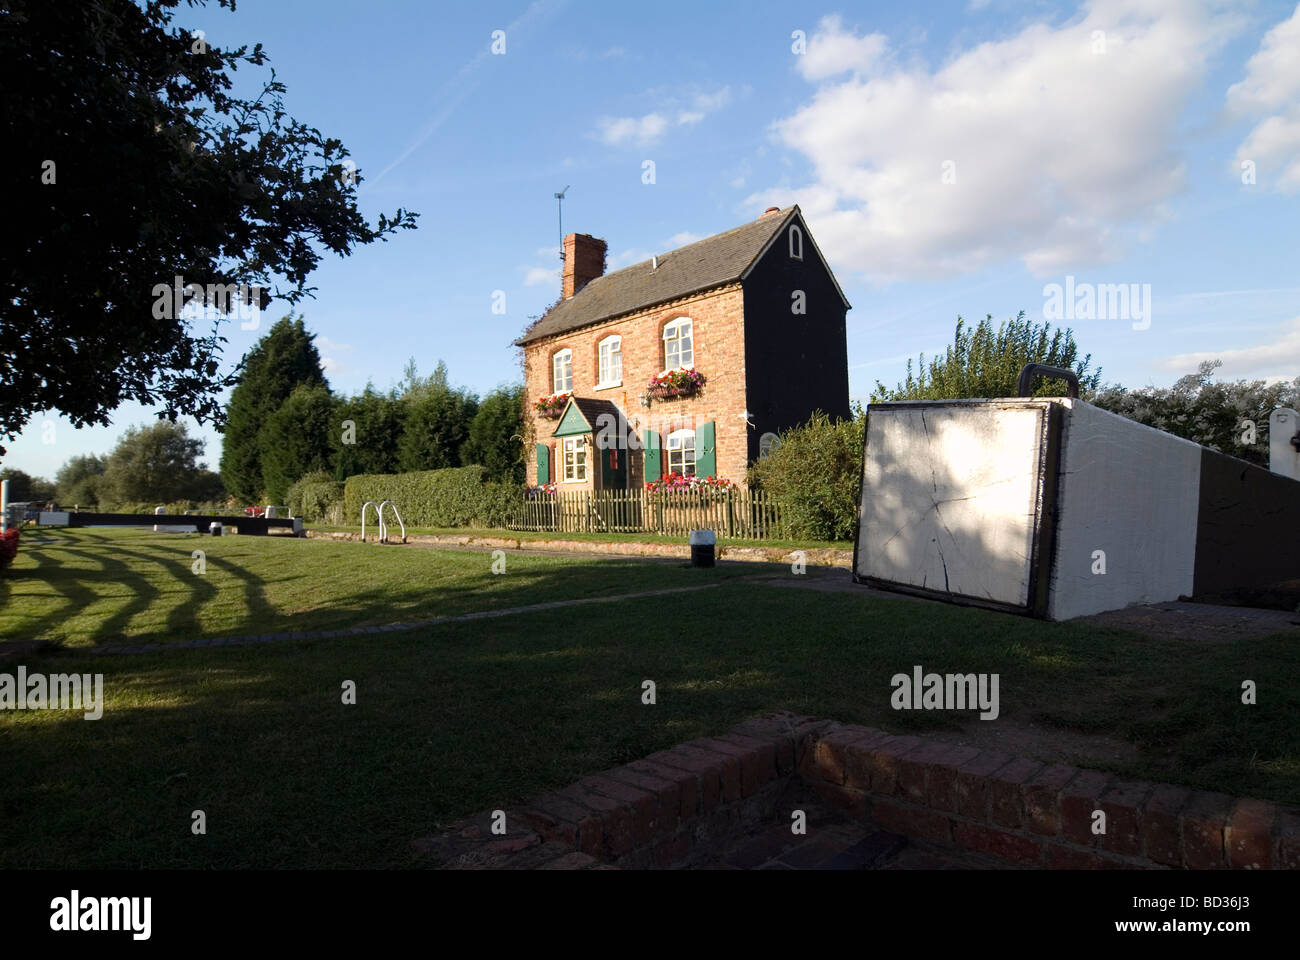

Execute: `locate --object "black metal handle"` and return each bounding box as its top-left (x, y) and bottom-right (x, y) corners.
top-left (1017, 363), bottom-right (1079, 399)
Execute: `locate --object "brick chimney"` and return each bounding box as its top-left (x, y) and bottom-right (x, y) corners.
top-left (562, 233), bottom-right (607, 299)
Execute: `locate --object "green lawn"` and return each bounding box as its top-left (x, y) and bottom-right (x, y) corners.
top-left (0, 527), bottom-right (758, 651)
top-left (0, 528), bottom-right (1296, 869)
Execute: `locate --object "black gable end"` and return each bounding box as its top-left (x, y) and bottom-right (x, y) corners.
top-left (740, 211), bottom-right (852, 460)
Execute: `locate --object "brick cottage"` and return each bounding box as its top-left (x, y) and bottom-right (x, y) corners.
top-left (516, 205), bottom-right (852, 491)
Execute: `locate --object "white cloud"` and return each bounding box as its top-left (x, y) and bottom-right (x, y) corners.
top-left (1161, 316), bottom-right (1300, 378)
top-left (666, 231), bottom-right (704, 247)
top-left (754, 1), bottom-right (1238, 283)
top-left (607, 248), bottom-right (654, 269)
top-left (1229, 3), bottom-right (1300, 192)
top-left (597, 113), bottom-right (669, 147)
top-left (594, 86), bottom-right (731, 147)
top-left (690, 88), bottom-right (733, 112)
top-left (796, 15), bottom-right (888, 81)
top-left (316, 336), bottom-right (353, 355)
top-left (523, 265), bottom-right (559, 287)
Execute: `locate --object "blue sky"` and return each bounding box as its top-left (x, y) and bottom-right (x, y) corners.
top-left (7, 0), bottom-right (1299, 479)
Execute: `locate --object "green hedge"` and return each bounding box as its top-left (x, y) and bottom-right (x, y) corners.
top-left (342, 466), bottom-right (520, 528)
top-left (286, 472), bottom-right (344, 524)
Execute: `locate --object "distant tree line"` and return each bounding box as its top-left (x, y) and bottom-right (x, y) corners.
top-left (2, 421), bottom-right (223, 509)
top-left (219, 316), bottom-right (525, 504)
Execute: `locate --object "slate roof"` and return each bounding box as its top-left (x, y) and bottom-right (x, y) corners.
top-left (516, 206), bottom-right (799, 346)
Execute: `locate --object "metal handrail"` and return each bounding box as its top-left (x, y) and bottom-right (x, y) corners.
top-left (378, 500), bottom-right (406, 543)
top-left (360, 501), bottom-right (381, 542)
top-left (1017, 363), bottom-right (1080, 399)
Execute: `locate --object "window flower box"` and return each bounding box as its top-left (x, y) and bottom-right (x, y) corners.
top-left (644, 472), bottom-right (734, 497)
top-left (534, 392), bottom-right (570, 419)
top-left (646, 368), bottom-right (705, 402)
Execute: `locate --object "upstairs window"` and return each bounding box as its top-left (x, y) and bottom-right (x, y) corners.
top-left (662, 318), bottom-right (694, 370)
top-left (597, 336), bottom-right (622, 386)
top-left (667, 429), bottom-right (696, 477)
top-left (552, 349), bottom-right (572, 394)
top-left (788, 224), bottom-right (803, 260)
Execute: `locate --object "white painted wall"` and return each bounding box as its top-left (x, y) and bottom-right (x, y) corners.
top-left (858, 402), bottom-right (1047, 608)
top-left (1046, 400), bottom-right (1201, 620)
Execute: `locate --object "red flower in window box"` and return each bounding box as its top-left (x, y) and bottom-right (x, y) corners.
top-left (535, 392), bottom-right (570, 419)
top-left (645, 368), bottom-right (704, 402)
top-left (644, 472), bottom-right (734, 498)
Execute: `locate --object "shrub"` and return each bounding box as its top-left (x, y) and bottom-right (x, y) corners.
top-left (748, 410), bottom-right (864, 542)
top-left (286, 470), bottom-right (344, 524)
top-left (1089, 360), bottom-right (1300, 468)
top-left (0, 528), bottom-right (19, 570)
top-left (343, 465), bottom-right (521, 528)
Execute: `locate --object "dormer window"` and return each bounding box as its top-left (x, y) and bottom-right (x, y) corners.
top-left (597, 335), bottom-right (622, 387)
top-left (788, 224), bottom-right (803, 261)
top-left (552, 349), bottom-right (572, 394)
top-left (662, 318), bottom-right (694, 370)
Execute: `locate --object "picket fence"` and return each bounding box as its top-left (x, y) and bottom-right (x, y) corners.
top-left (509, 488), bottom-right (788, 540)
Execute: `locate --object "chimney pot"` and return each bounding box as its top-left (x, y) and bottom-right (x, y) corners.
top-left (760, 206), bottom-right (781, 218)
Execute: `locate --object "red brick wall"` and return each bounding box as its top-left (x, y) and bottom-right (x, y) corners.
top-left (562, 233), bottom-right (607, 300)
top-left (524, 285), bottom-right (750, 488)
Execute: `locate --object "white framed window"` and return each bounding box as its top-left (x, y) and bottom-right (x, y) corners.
top-left (552, 349), bottom-right (572, 394)
top-left (788, 224), bottom-right (803, 260)
top-left (563, 436), bottom-right (588, 482)
top-left (597, 335), bottom-right (622, 387)
top-left (667, 429), bottom-right (696, 477)
top-left (662, 318), bottom-right (693, 371)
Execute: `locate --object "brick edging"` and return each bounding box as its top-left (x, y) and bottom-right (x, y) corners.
top-left (413, 714), bottom-right (1298, 870)
top-left (799, 722), bottom-right (1297, 870)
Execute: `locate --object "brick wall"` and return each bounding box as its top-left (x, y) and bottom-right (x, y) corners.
top-left (524, 285), bottom-right (750, 488)
top-left (416, 714), bottom-right (1298, 870)
top-left (798, 722), bottom-right (1296, 870)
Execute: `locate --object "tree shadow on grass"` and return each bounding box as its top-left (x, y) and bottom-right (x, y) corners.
top-left (0, 536), bottom-right (101, 644)
top-left (26, 546), bottom-right (161, 648)
top-left (10, 532), bottom-right (756, 651)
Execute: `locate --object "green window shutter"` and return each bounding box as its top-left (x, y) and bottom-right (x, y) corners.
top-left (696, 421), bottom-right (717, 478)
top-left (643, 430), bottom-right (661, 482)
top-left (536, 443), bottom-right (550, 484)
